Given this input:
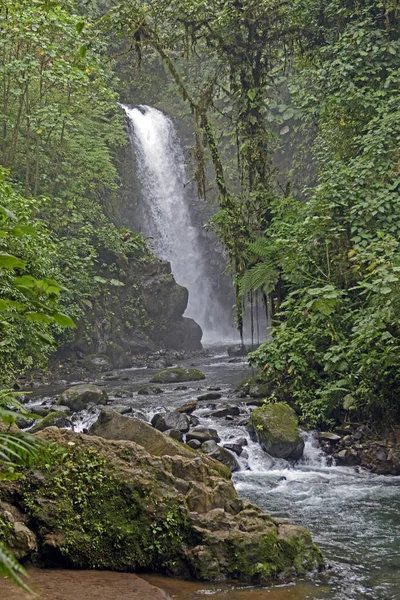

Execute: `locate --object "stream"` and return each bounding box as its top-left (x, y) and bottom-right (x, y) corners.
top-left (22, 346), bottom-right (400, 600)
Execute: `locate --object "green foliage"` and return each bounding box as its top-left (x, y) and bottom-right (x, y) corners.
top-left (248, 0), bottom-right (400, 428)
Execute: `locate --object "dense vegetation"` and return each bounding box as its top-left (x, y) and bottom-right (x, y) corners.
top-left (1, 0), bottom-right (399, 418)
top-left (108, 0), bottom-right (400, 428)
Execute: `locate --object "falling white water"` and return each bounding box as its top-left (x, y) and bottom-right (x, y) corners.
top-left (121, 103), bottom-right (235, 343)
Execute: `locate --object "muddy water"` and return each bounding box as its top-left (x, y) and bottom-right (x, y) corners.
top-left (11, 347), bottom-right (400, 600)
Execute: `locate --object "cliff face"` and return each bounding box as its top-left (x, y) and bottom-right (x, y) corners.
top-left (60, 257), bottom-right (202, 370)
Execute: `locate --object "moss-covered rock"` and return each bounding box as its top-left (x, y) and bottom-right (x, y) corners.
top-left (249, 403), bottom-right (305, 460)
top-left (0, 427), bottom-right (322, 582)
top-left (150, 368), bottom-right (205, 384)
top-left (57, 384), bottom-right (108, 412)
top-left (29, 412), bottom-right (72, 434)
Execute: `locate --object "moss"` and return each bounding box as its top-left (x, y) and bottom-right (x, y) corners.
top-left (150, 368), bottom-right (205, 384)
top-left (251, 403), bottom-right (299, 443)
top-left (29, 411), bottom-right (70, 434)
top-left (21, 444), bottom-right (191, 572)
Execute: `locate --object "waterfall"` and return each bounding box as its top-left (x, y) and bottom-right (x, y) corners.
top-left (121, 103), bottom-right (235, 343)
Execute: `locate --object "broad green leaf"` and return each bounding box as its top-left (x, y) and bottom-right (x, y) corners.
top-left (52, 312), bottom-right (76, 328)
top-left (0, 254), bottom-right (25, 270)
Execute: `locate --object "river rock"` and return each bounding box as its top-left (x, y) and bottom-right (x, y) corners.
top-left (318, 432), bottom-right (341, 442)
top-left (190, 415), bottom-right (200, 427)
top-left (57, 384), bottom-right (108, 412)
top-left (29, 411), bottom-right (73, 434)
top-left (223, 442), bottom-right (244, 456)
top-left (0, 502), bottom-right (37, 560)
top-left (249, 403), bottom-right (305, 460)
top-left (150, 367), bottom-right (205, 384)
top-left (176, 400), bottom-right (197, 414)
top-left (164, 429), bottom-right (184, 442)
top-left (138, 386), bottom-right (164, 395)
top-left (201, 440), bottom-right (240, 472)
top-left (197, 392), bottom-right (222, 401)
top-left (186, 427), bottom-right (221, 444)
top-left (187, 439), bottom-right (201, 450)
top-left (227, 344), bottom-right (249, 357)
top-left (151, 411), bottom-right (190, 433)
top-left (210, 405), bottom-right (240, 418)
top-left (82, 354), bottom-right (113, 372)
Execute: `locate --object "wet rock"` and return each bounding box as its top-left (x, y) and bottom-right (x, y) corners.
top-left (227, 344), bottom-right (249, 357)
top-left (138, 386), bottom-right (164, 395)
top-left (30, 412), bottom-right (72, 434)
top-left (187, 439), bottom-right (201, 450)
top-left (336, 448), bottom-right (360, 466)
top-left (57, 384), bottom-right (108, 412)
top-left (82, 354), bottom-right (113, 373)
top-left (164, 429), bottom-right (184, 442)
top-left (151, 367), bottom-right (205, 384)
top-left (201, 440), bottom-right (240, 472)
top-left (113, 406), bottom-right (132, 415)
top-left (197, 392), bottom-right (222, 401)
top-left (176, 400), bottom-right (198, 414)
top-left (228, 357), bottom-right (243, 363)
top-left (174, 385), bottom-right (188, 391)
top-left (16, 417), bottom-right (35, 430)
top-left (249, 403), bottom-right (305, 460)
top-left (190, 415), bottom-right (200, 427)
top-left (151, 412), bottom-right (190, 433)
top-left (223, 443), bottom-right (244, 456)
top-left (186, 427), bottom-right (221, 444)
top-left (375, 449), bottom-right (387, 462)
top-left (208, 386), bottom-right (221, 391)
top-left (317, 432), bottom-right (341, 442)
top-left (210, 405), bottom-right (240, 418)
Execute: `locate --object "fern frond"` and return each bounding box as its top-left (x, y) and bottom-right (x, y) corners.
top-left (248, 237), bottom-right (272, 259)
top-left (240, 261), bottom-right (279, 296)
top-left (0, 542), bottom-right (37, 596)
top-left (0, 432), bottom-right (49, 469)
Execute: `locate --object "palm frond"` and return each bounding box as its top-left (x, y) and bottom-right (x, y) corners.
top-left (0, 542), bottom-right (37, 596)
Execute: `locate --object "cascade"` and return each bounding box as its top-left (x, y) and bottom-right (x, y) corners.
top-left (121, 103), bottom-right (235, 343)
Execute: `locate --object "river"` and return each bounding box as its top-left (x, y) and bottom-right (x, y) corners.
top-left (9, 346), bottom-right (400, 599)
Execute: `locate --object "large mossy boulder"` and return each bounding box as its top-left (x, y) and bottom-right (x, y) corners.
top-left (249, 403), bottom-right (305, 460)
top-left (150, 367), bottom-right (205, 384)
top-left (57, 384), bottom-right (108, 412)
top-left (0, 427), bottom-right (322, 583)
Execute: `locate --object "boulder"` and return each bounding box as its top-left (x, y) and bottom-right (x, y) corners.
top-left (82, 354), bottom-right (113, 373)
top-left (89, 409), bottom-right (198, 460)
top-left (151, 412), bottom-right (190, 433)
top-left (227, 344), bottom-right (249, 357)
top-left (14, 427), bottom-right (322, 582)
top-left (0, 502), bottom-right (37, 560)
top-left (201, 440), bottom-right (240, 472)
top-left (249, 403), bottom-right (305, 460)
top-left (30, 412), bottom-right (72, 434)
top-left (210, 405), bottom-right (240, 418)
top-left (138, 386), bottom-right (164, 395)
top-left (150, 368), bottom-right (205, 384)
top-left (164, 429), bottom-right (184, 442)
top-left (186, 427), bottom-right (221, 444)
top-left (187, 439), bottom-right (201, 450)
top-left (223, 442), bottom-right (245, 456)
top-left (57, 384), bottom-right (108, 412)
top-left (197, 392), bottom-right (222, 401)
top-left (176, 400), bottom-right (198, 414)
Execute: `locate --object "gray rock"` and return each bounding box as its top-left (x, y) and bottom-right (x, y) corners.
top-left (318, 432), bottom-right (341, 442)
top-left (227, 345), bottom-right (249, 357)
top-left (190, 415), bottom-right (200, 427)
top-left (197, 392), bottom-right (222, 401)
top-left (176, 400), bottom-right (198, 414)
top-left (223, 443), bottom-right (244, 456)
top-left (210, 405), bottom-right (240, 418)
top-left (164, 429), bottom-right (184, 442)
top-left (186, 427), bottom-right (221, 444)
top-left (151, 411), bottom-right (190, 433)
top-left (375, 449), bottom-right (388, 462)
top-left (201, 440), bottom-right (240, 472)
top-left (187, 439), bottom-right (201, 450)
top-left (138, 386), bottom-right (164, 395)
top-left (57, 384), bottom-right (108, 412)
